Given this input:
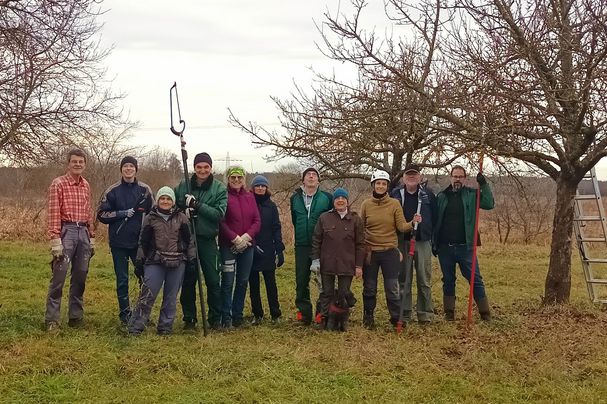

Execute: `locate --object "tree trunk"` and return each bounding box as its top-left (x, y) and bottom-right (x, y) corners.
top-left (544, 178), bottom-right (578, 304)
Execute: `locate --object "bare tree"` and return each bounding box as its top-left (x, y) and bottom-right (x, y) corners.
top-left (0, 0), bottom-right (132, 165)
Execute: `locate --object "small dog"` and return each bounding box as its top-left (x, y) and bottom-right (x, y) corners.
top-left (327, 290), bottom-right (356, 331)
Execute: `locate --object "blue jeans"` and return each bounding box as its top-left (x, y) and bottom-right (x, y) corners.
top-left (437, 244), bottom-right (486, 299)
top-left (111, 246), bottom-right (138, 322)
top-left (220, 246), bottom-right (254, 326)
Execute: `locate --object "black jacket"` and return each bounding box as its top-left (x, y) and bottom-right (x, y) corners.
top-left (390, 184), bottom-right (437, 242)
top-left (97, 179), bottom-right (154, 249)
top-left (252, 193), bottom-right (285, 272)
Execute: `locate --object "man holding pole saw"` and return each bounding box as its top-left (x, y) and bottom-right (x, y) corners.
top-left (170, 84), bottom-right (226, 333)
top-left (391, 163), bottom-right (437, 327)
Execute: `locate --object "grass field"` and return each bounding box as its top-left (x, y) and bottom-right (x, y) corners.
top-left (1, 240), bottom-right (607, 403)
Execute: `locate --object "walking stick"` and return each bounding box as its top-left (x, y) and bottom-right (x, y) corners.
top-left (396, 192), bottom-right (423, 334)
top-left (170, 82), bottom-right (209, 336)
top-left (466, 156), bottom-right (484, 326)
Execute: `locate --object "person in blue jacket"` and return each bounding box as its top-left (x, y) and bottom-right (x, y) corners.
top-left (97, 156), bottom-right (154, 324)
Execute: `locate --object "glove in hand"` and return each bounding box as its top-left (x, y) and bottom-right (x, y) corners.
top-left (276, 251), bottom-right (285, 268)
top-left (50, 238), bottom-right (64, 259)
top-left (309, 259), bottom-right (320, 274)
top-left (476, 172), bottom-right (487, 186)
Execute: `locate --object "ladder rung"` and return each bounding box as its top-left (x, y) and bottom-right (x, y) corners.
top-left (584, 258), bottom-right (607, 263)
top-left (575, 194), bottom-right (599, 200)
top-left (574, 216), bottom-right (603, 221)
top-left (588, 279), bottom-right (607, 284)
top-left (580, 237), bottom-right (607, 242)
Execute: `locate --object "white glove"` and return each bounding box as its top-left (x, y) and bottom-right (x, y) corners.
top-left (126, 208), bottom-right (135, 218)
top-left (89, 238), bottom-right (96, 257)
top-left (241, 233), bottom-right (252, 243)
top-left (232, 235), bottom-right (243, 246)
top-left (50, 238), bottom-right (63, 258)
top-left (310, 259), bottom-right (320, 274)
top-left (185, 194), bottom-right (198, 209)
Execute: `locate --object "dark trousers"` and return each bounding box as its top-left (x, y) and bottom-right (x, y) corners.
top-left (249, 270), bottom-right (281, 319)
top-left (45, 224), bottom-right (92, 324)
top-left (110, 246), bottom-right (138, 322)
top-left (129, 263), bottom-right (185, 334)
top-left (220, 246), bottom-right (254, 326)
top-left (437, 244), bottom-right (487, 299)
top-left (180, 237), bottom-right (222, 326)
top-left (320, 274), bottom-right (353, 316)
top-left (362, 248), bottom-right (401, 323)
top-left (294, 245), bottom-right (321, 322)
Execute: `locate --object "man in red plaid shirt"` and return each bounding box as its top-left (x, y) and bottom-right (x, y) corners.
top-left (45, 149), bottom-right (95, 331)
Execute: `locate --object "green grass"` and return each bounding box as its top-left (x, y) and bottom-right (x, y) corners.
top-left (1, 241), bottom-right (607, 403)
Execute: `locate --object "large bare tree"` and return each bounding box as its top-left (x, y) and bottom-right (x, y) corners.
top-left (0, 0), bottom-right (131, 165)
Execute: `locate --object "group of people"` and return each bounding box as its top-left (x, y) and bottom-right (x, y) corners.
top-left (43, 148), bottom-right (494, 335)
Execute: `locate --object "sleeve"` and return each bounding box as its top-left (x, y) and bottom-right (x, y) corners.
top-left (395, 202), bottom-right (413, 233)
top-left (47, 180), bottom-right (61, 240)
top-left (97, 187), bottom-right (122, 224)
top-left (354, 215), bottom-right (366, 267)
top-left (198, 186), bottom-right (227, 222)
top-left (179, 216), bottom-right (196, 261)
top-left (246, 197), bottom-right (261, 238)
top-left (290, 193), bottom-right (297, 226)
top-left (174, 182), bottom-right (186, 210)
top-left (86, 184), bottom-right (95, 239)
top-left (272, 204), bottom-right (285, 253)
top-left (138, 216), bottom-right (154, 259)
top-left (219, 218), bottom-right (238, 242)
top-left (143, 184), bottom-right (154, 214)
top-left (310, 215), bottom-right (324, 260)
top-left (429, 190), bottom-right (438, 228)
top-left (479, 182), bottom-right (495, 210)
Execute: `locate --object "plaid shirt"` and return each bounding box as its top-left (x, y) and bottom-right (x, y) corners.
top-left (47, 174), bottom-right (94, 239)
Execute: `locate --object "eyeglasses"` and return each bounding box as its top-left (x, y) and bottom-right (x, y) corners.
top-left (229, 176), bottom-right (244, 181)
top-left (451, 175), bottom-right (465, 179)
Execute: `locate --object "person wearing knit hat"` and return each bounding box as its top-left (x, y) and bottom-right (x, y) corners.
top-left (174, 152), bottom-right (227, 330)
top-left (311, 186), bottom-right (364, 331)
top-left (249, 175), bottom-right (285, 324)
top-left (97, 155), bottom-right (154, 325)
top-left (290, 166), bottom-right (333, 325)
top-left (128, 185), bottom-right (196, 336)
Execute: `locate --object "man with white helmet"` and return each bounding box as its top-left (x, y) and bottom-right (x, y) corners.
top-left (360, 169), bottom-right (421, 329)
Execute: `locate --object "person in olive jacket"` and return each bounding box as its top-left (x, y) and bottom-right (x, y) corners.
top-left (290, 167), bottom-right (333, 325)
top-left (174, 152), bottom-right (227, 330)
top-left (311, 188), bottom-right (365, 331)
top-left (249, 175), bottom-right (285, 324)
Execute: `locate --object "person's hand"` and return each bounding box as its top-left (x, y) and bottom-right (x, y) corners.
top-left (126, 208), bottom-right (135, 218)
top-left (309, 259), bottom-right (320, 274)
top-left (134, 260), bottom-right (145, 280)
top-left (412, 213), bottom-right (422, 224)
top-left (185, 194), bottom-right (199, 210)
top-left (241, 233), bottom-right (252, 243)
top-left (276, 251), bottom-right (285, 268)
top-left (476, 172), bottom-right (487, 186)
top-left (50, 238), bottom-right (63, 259)
top-left (355, 266), bottom-right (363, 279)
top-left (432, 244), bottom-right (438, 257)
top-left (89, 238), bottom-right (96, 257)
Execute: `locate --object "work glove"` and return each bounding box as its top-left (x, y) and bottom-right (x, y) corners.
top-left (186, 258), bottom-right (198, 274)
top-left (185, 194), bottom-right (199, 210)
top-left (89, 238), bottom-right (96, 258)
top-left (50, 238), bottom-right (64, 259)
top-left (126, 208), bottom-right (135, 218)
top-left (476, 172), bottom-right (487, 186)
top-left (241, 233), bottom-right (252, 243)
top-left (134, 260), bottom-right (145, 280)
top-left (276, 251), bottom-right (285, 268)
top-left (310, 259), bottom-right (320, 274)
top-left (355, 266), bottom-right (363, 280)
top-left (431, 244), bottom-right (438, 257)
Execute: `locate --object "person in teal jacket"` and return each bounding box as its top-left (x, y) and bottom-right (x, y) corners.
top-left (290, 167), bottom-right (333, 325)
top-left (433, 165), bottom-right (494, 321)
top-left (174, 152), bottom-right (227, 330)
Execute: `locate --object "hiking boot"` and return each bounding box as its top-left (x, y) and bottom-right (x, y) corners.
top-left (67, 318), bottom-right (84, 328)
top-left (362, 312), bottom-right (375, 330)
top-left (251, 316), bottom-right (263, 326)
top-left (314, 312), bottom-right (323, 325)
top-left (476, 297), bottom-right (492, 322)
top-left (443, 296), bottom-right (456, 321)
top-left (183, 321), bottom-right (196, 331)
top-left (45, 321), bottom-right (60, 332)
top-left (340, 310), bottom-right (350, 332)
top-left (157, 329), bottom-right (172, 336)
top-left (271, 316), bottom-right (282, 325)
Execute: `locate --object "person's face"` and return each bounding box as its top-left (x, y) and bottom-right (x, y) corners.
top-left (303, 171), bottom-right (319, 188)
top-left (333, 196), bottom-right (348, 212)
top-left (403, 171), bottom-right (421, 188)
top-left (451, 168), bottom-right (466, 190)
top-left (194, 162), bottom-right (212, 181)
top-left (121, 163), bottom-right (137, 180)
top-left (373, 179), bottom-right (388, 194)
top-left (229, 174), bottom-right (244, 190)
top-left (253, 184), bottom-right (267, 195)
top-left (158, 195), bottom-right (174, 210)
top-left (67, 155), bottom-right (86, 177)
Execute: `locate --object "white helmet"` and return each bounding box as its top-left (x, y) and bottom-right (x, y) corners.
top-left (370, 170), bottom-right (390, 183)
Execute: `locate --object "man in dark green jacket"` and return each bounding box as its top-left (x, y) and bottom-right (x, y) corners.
top-left (290, 167), bottom-right (333, 325)
top-left (174, 152), bottom-right (227, 330)
top-left (434, 165), bottom-right (494, 321)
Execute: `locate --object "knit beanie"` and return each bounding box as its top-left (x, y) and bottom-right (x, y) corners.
top-left (120, 156), bottom-right (138, 171)
top-left (333, 187), bottom-right (349, 200)
top-left (193, 152), bottom-right (213, 167)
top-left (156, 186), bottom-right (175, 205)
top-left (251, 175), bottom-right (269, 187)
top-left (302, 167), bottom-right (320, 181)
top-left (227, 165), bottom-right (246, 177)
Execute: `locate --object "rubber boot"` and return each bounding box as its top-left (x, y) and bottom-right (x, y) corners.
top-left (326, 312), bottom-right (336, 331)
top-left (340, 310), bottom-right (350, 332)
top-left (443, 295), bottom-right (456, 321)
top-left (476, 297), bottom-right (492, 321)
top-left (363, 311), bottom-right (375, 329)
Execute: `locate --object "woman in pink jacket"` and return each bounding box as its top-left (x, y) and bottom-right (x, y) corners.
top-left (219, 166), bottom-right (261, 328)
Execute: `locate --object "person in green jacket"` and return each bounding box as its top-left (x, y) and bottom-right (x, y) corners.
top-left (433, 165), bottom-right (494, 321)
top-left (174, 152), bottom-right (227, 330)
top-left (290, 167), bottom-right (333, 325)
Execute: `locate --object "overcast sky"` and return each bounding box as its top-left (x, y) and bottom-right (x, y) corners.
top-left (99, 0), bottom-right (382, 173)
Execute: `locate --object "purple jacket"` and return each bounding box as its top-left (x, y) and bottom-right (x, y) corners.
top-left (219, 186), bottom-right (261, 247)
